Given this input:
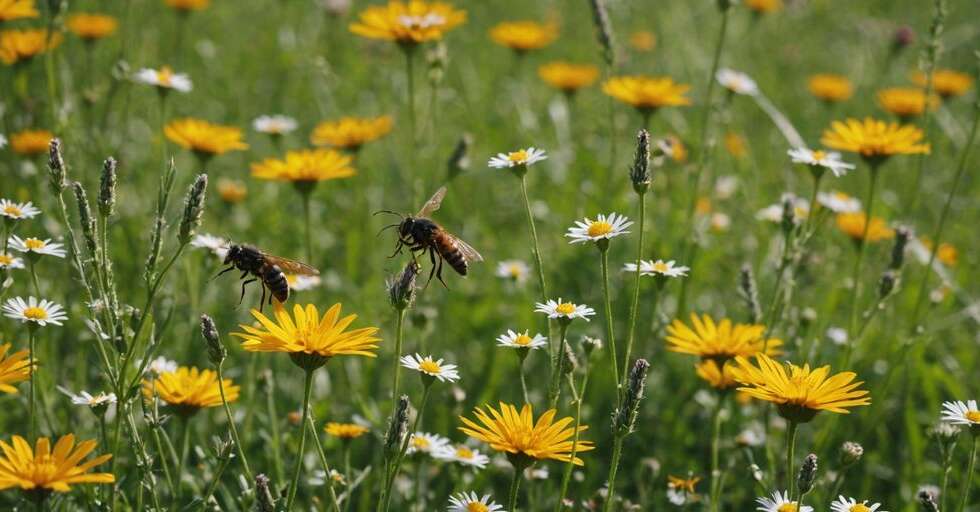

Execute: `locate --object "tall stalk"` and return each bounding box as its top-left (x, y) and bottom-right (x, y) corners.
top-left (217, 362), bottom-right (253, 482)
top-left (285, 369), bottom-right (317, 510)
top-left (785, 421), bottom-right (799, 502)
top-left (957, 434), bottom-right (977, 512)
top-left (599, 246), bottom-right (620, 400)
top-left (622, 194), bottom-right (645, 383)
top-left (390, 309), bottom-right (407, 402)
top-left (843, 164), bottom-right (880, 366)
top-left (519, 175), bottom-right (549, 304)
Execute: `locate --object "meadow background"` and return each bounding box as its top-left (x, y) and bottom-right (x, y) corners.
top-left (1, 0), bottom-right (979, 510)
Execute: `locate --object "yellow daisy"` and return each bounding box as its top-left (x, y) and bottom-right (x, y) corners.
top-left (349, 1), bottom-right (466, 45)
top-left (459, 402), bottom-right (594, 466)
top-left (0, 0), bottom-right (38, 22)
top-left (807, 74), bottom-right (853, 103)
top-left (538, 61), bottom-right (599, 94)
top-left (325, 422), bottom-right (369, 439)
top-left (164, 0), bottom-right (210, 12)
top-left (489, 20), bottom-right (557, 52)
top-left (695, 359), bottom-right (740, 390)
top-left (911, 69), bottom-right (974, 99)
top-left (667, 474), bottom-right (701, 493)
top-left (745, 0), bottom-right (782, 13)
top-left (920, 237), bottom-right (958, 266)
top-left (629, 30), bottom-right (656, 52)
top-left (0, 434), bottom-right (114, 494)
top-left (66, 13), bottom-right (118, 41)
top-left (216, 178), bottom-right (247, 204)
top-left (310, 116), bottom-right (393, 150)
top-left (8, 129), bottom-right (52, 156)
top-left (251, 149), bottom-right (356, 183)
top-left (876, 87), bottom-right (939, 118)
top-left (0, 343), bottom-right (31, 394)
top-left (835, 212), bottom-right (894, 243)
top-left (164, 118), bottom-right (248, 157)
top-left (0, 28), bottom-right (62, 65)
top-left (821, 117), bottom-right (929, 163)
top-left (603, 75), bottom-right (691, 114)
top-left (665, 313), bottom-right (782, 362)
top-left (142, 366), bottom-right (239, 415)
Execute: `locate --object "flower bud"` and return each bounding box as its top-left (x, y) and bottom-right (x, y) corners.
top-left (255, 474), bottom-right (277, 512)
top-left (384, 395), bottom-right (410, 458)
top-left (581, 336), bottom-right (603, 356)
top-left (893, 26), bottom-right (916, 51)
top-left (561, 343), bottom-right (578, 375)
top-left (796, 453), bottom-right (818, 496)
top-left (178, 174), bottom-right (208, 245)
top-left (917, 489), bottom-right (940, 512)
top-left (613, 359), bottom-right (650, 436)
top-left (47, 138), bottom-right (68, 193)
top-left (738, 264), bottom-right (762, 323)
top-left (629, 129), bottom-right (651, 194)
top-left (99, 157), bottom-right (118, 218)
top-left (72, 182), bottom-right (98, 258)
top-left (878, 269), bottom-right (899, 299)
top-left (780, 197), bottom-right (796, 234)
top-left (386, 260), bottom-right (420, 311)
top-left (840, 441), bottom-right (864, 467)
top-left (200, 314), bottom-right (225, 365)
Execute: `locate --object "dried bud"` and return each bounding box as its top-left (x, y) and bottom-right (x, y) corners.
top-left (889, 226), bottom-right (911, 270)
top-left (796, 453), bottom-right (818, 496)
top-left (99, 157), bottom-right (118, 218)
top-left (582, 336), bottom-right (603, 356)
top-left (587, 0), bottom-right (616, 66)
top-left (386, 260), bottom-right (420, 311)
top-left (255, 474), bottom-right (277, 512)
top-left (893, 25), bottom-right (916, 49)
top-left (384, 395), bottom-right (410, 458)
top-left (780, 197), bottom-right (796, 234)
top-left (561, 343), bottom-right (578, 375)
top-left (72, 182), bottom-right (98, 257)
top-left (738, 264), bottom-right (762, 323)
top-left (629, 129), bottom-right (651, 193)
top-left (200, 314), bottom-right (226, 365)
top-left (47, 138), bottom-right (68, 193)
top-left (613, 359), bottom-right (650, 436)
top-left (917, 488), bottom-right (940, 512)
top-left (840, 441), bottom-right (864, 467)
top-left (447, 133), bottom-right (473, 180)
top-left (178, 174), bottom-right (208, 245)
top-left (212, 434), bottom-right (234, 461)
top-left (878, 269), bottom-right (899, 299)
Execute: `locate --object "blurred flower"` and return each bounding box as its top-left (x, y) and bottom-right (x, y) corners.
top-left (940, 400), bottom-right (980, 426)
top-left (0, 253), bottom-right (25, 270)
top-left (565, 212), bottom-right (632, 244)
top-left (3, 297), bottom-right (67, 326)
top-left (145, 356), bottom-right (178, 375)
top-left (488, 147), bottom-right (547, 168)
top-left (318, 0), bottom-right (351, 16)
top-left (0, 343), bottom-right (31, 394)
top-left (233, 303), bottom-right (380, 363)
top-left (325, 422), bottom-right (369, 439)
top-left (496, 329), bottom-right (548, 350)
top-left (826, 327), bottom-right (849, 346)
top-left (877, 87), bottom-right (939, 118)
top-left (535, 298), bottom-right (595, 322)
top-left (666, 313), bottom-right (781, 361)
top-left (745, 0), bottom-right (782, 13)
top-left (252, 115), bottom-right (298, 135)
top-left (406, 432), bottom-right (450, 455)
top-left (629, 30), bottom-right (656, 51)
top-left (0, 29), bottom-right (62, 65)
top-left (286, 273), bottom-right (321, 291)
top-left (310, 116), bottom-right (393, 150)
top-left (165, 118), bottom-right (248, 156)
top-left (710, 213), bottom-right (730, 232)
top-left (911, 69), bottom-right (973, 99)
top-left (459, 402), bottom-right (594, 465)
top-left (134, 66), bottom-right (192, 92)
top-left (603, 75), bottom-right (691, 113)
top-left (808, 74), bottom-right (853, 103)
top-left (400, 353), bottom-right (460, 383)
top-left (667, 474), bottom-right (701, 499)
top-left (67, 13), bottom-right (118, 41)
top-left (788, 147), bottom-right (855, 177)
top-left (448, 491), bottom-right (503, 512)
top-left (216, 178), bottom-right (248, 204)
top-left (623, 259), bottom-right (689, 278)
top-left (489, 20), bottom-right (557, 52)
top-left (538, 61), bottom-right (600, 94)
top-left (435, 444), bottom-right (490, 469)
top-left (724, 132), bottom-right (748, 158)
top-left (63, 389), bottom-right (117, 408)
top-left (0, 199), bottom-right (40, 220)
top-left (164, 0), bottom-right (210, 12)
top-left (716, 68), bottom-right (758, 96)
top-left (251, 149), bottom-right (355, 183)
top-left (190, 233), bottom-right (229, 258)
top-left (817, 191), bottom-right (861, 213)
top-left (142, 366), bottom-right (238, 414)
top-left (0, 434), bottom-right (114, 493)
top-left (695, 359), bottom-right (739, 390)
top-left (349, 1), bottom-right (466, 45)
top-left (0, 0), bottom-right (38, 22)
top-left (495, 259), bottom-right (529, 283)
top-left (8, 129), bottom-right (53, 156)
top-left (831, 496), bottom-right (887, 512)
top-left (918, 237), bottom-right (957, 266)
top-left (0, 133), bottom-right (6, 149)
top-left (666, 135), bottom-right (688, 162)
top-left (821, 118), bottom-right (929, 162)
top-left (836, 213), bottom-right (894, 243)
top-left (756, 490), bottom-right (813, 512)
top-left (756, 194), bottom-right (809, 224)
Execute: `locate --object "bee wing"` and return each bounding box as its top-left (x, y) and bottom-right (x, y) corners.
top-left (449, 234), bottom-right (484, 263)
top-left (264, 255), bottom-right (320, 275)
top-left (416, 186), bottom-right (447, 218)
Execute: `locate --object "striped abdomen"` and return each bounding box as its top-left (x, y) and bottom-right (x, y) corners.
top-left (434, 231), bottom-right (467, 275)
top-left (261, 264), bottom-right (289, 303)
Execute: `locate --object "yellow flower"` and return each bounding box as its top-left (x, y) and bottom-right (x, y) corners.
top-left (349, 1), bottom-right (466, 45)
top-left (0, 0), bottom-right (37, 22)
top-left (66, 13), bottom-right (118, 41)
top-left (695, 359), bottom-right (740, 390)
top-left (0, 343), bottom-right (31, 394)
top-left (489, 20), bottom-right (557, 52)
top-left (667, 474), bottom-right (701, 493)
top-left (164, 118), bottom-right (248, 156)
top-left (821, 117), bottom-right (929, 162)
top-left (667, 135), bottom-right (688, 163)
top-left (8, 129), bottom-right (52, 156)
top-left (807, 74), bottom-right (853, 103)
top-left (310, 116), bottom-right (393, 150)
top-left (164, 0), bottom-right (210, 11)
top-left (724, 132), bottom-right (747, 159)
top-left (665, 313), bottom-right (782, 362)
top-left (629, 30), bottom-right (656, 52)
top-left (835, 212), bottom-right (895, 243)
top-left (877, 87), bottom-right (939, 118)
top-left (233, 303), bottom-right (380, 370)
top-left (0, 434), bottom-right (114, 493)
top-left (920, 237), bottom-right (958, 266)
top-left (538, 61), bottom-right (599, 93)
top-left (251, 149), bottom-right (356, 183)
top-left (142, 366), bottom-right (239, 414)
top-left (0, 29), bottom-right (62, 65)
top-left (459, 402), bottom-right (594, 466)
top-left (603, 75), bottom-right (691, 113)
top-left (911, 69), bottom-right (974, 98)
top-left (732, 353), bottom-right (870, 420)
top-left (325, 422), bottom-right (369, 439)
top-left (745, 0), bottom-right (782, 13)
top-left (217, 178), bottom-right (248, 204)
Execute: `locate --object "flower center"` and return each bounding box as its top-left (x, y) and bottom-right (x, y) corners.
top-left (412, 437), bottom-right (429, 449)
top-left (418, 359), bottom-right (442, 374)
top-left (466, 503), bottom-right (489, 512)
top-left (966, 410), bottom-right (980, 423)
top-left (23, 307), bottom-right (48, 320)
top-left (24, 238), bottom-right (46, 250)
top-left (507, 264), bottom-right (523, 277)
top-left (398, 13), bottom-right (445, 29)
top-left (777, 504), bottom-right (798, 512)
top-left (587, 221), bottom-right (613, 237)
top-left (514, 334), bottom-right (532, 346)
top-left (0, 254), bottom-right (12, 265)
top-left (3, 205), bottom-right (22, 216)
top-left (286, 275), bottom-right (298, 286)
top-left (555, 303), bottom-right (576, 315)
top-left (456, 446), bottom-right (473, 459)
top-left (811, 150), bottom-right (826, 161)
top-left (157, 66), bottom-right (173, 86)
top-left (507, 150), bottom-right (528, 163)
top-left (652, 262), bottom-right (669, 273)
top-left (850, 505), bottom-right (871, 512)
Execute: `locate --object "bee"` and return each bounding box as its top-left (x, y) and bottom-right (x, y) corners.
top-left (379, 186), bottom-right (483, 286)
top-left (215, 243), bottom-right (319, 310)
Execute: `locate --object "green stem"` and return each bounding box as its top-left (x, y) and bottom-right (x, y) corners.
top-left (151, 425), bottom-right (176, 497)
top-left (173, 417), bottom-right (192, 506)
top-left (28, 261), bottom-right (41, 296)
top-left (549, 322), bottom-right (570, 410)
top-left (266, 373), bottom-right (285, 486)
top-left (343, 444), bottom-right (352, 512)
top-left (518, 355), bottom-right (530, 405)
top-left (599, 247), bottom-right (620, 401)
top-left (844, 165), bottom-right (879, 366)
top-left (602, 435), bottom-right (626, 512)
top-left (785, 421), bottom-right (799, 502)
top-left (217, 363), bottom-right (253, 483)
top-left (28, 327), bottom-right (36, 440)
top-left (709, 395), bottom-right (726, 512)
top-left (957, 435), bottom-right (977, 512)
top-left (507, 464), bottom-right (524, 512)
top-left (199, 451), bottom-right (232, 510)
top-left (519, 175), bottom-right (549, 303)
top-left (391, 309), bottom-right (406, 402)
top-left (305, 412), bottom-right (342, 512)
top-left (285, 369), bottom-right (316, 510)
top-left (622, 193), bottom-right (646, 386)
top-left (381, 384), bottom-right (432, 512)
top-left (557, 366), bottom-right (590, 511)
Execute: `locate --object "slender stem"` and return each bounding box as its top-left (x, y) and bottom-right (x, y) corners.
top-left (381, 384), bottom-right (432, 512)
top-left (343, 444), bottom-right (352, 512)
top-left (518, 355), bottom-right (530, 405)
top-left (28, 327), bottom-right (36, 440)
top-left (200, 450), bottom-right (233, 509)
top-left (602, 436), bottom-right (626, 512)
top-left (300, 189), bottom-right (313, 264)
top-left (599, 247), bottom-right (620, 400)
top-left (549, 322), bottom-right (570, 410)
top-left (266, 374), bottom-right (285, 486)
top-left (305, 412), bottom-right (342, 512)
top-left (785, 421), bottom-right (799, 502)
top-left (151, 426), bottom-right (176, 496)
top-left (709, 395), bottom-right (726, 512)
top-left (844, 165), bottom-right (879, 366)
top-left (957, 435), bottom-right (977, 512)
top-left (390, 309), bottom-right (406, 402)
top-left (285, 369), bottom-right (316, 510)
top-left (173, 417), bottom-right (192, 506)
top-left (217, 363), bottom-right (253, 483)
top-left (519, 175), bottom-right (549, 303)
top-left (507, 465), bottom-right (524, 512)
top-left (622, 193), bottom-right (646, 384)
top-left (557, 366), bottom-right (591, 511)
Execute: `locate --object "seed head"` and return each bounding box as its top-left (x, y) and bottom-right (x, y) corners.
top-left (384, 395), bottom-right (410, 458)
top-left (47, 138), bottom-right (68, 193)
top-left (386, 260), bottom-right (420, 311)
top-left (890, 226), bottom-right (911, 270)
top-left (72, 182), bottom-right (98, 258)
top-left (99, 157), bottom-right (118, 218)
top-left (255, 474), bottom-right (277, 512)
top-left (561, 343), bottom-right (578, 375)
top-left (917, 488), bottom-right (940, 512)
top-left (587, 0), bottom-right (616, 66)
top-left (613, 359), bottom-right (650, 436)
top-left (629, 129), bottom-right (651, 194)
top-left (200, 314), bottom-right (226, 365)
top-left (840, 441), bottom-right (864, 467)
top-left (582, 336), bottom-right (603, 356)
top-left (738, 264), bottom-right (762, 323)
top-left (178, 174), bottom-right (208, 245)
top-left (796, 453), bottom-right (818, 496)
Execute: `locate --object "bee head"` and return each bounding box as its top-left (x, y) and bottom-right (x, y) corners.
top-left (398, 217), bottom-right (416, 238)
top-left (224, 244), bottom-right (241, 265)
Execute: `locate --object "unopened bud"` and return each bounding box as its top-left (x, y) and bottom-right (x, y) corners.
top-left (47, 138), bottom-right (68, 193)
top-left (99, 157), bottom-right (118, 218)
top-left (562, 344), bottom-right (578, 375)
top-left (255, 474), bottom-right (277, 512)
top-left (917, 489), bottom-right (940, 512)
top-left (72, 182), bottom-right (98, 257)
top-left (840, 441), bottom-right (864, 467)
top-left (629, 129), bottom-right (651, 194)
top-left (796, 453), bottom-right (818, 495)
top-left (878, 270), bottom-right (899, 299)
top-left (386, 260), bottom-right (420, 311)
top-left (447, 133), bottom-right (473, 180)
top-left (384, 396), bottom-right (410, 457)
top-left (893, 26), bottom-right (916, 50)
top-left (780, 197), bottom-right (796, 234)
top-left (178, 174), bottom-right (208, 245)
top-left (613, 359), bottom-right (650, 436)
top-left (738, 264), bottom-right (762, 323)
top-left (582, 336), bottom-right (603, 357)
top-left (200, 314), bottom-right (226, 365)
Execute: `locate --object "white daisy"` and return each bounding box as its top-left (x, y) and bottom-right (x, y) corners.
top-left (61, 388), bottom-right (118, 408)
top-left (830, 496), bottom-right (887, 512)
top-left (286, 274), bottom-right (321, 291)
top-left (447, 491), bottom-right (504, 512)
top-left (565, 213), bottom-right (632, 244)
top-left (0, 134), bottom-right (6, 149)
top-left (190, 233), bottom-right (229, 259)
top-left (0, 252), bottom-right (25, 270)
top-left (826, 327), bottom-right (849, 346)
top-left (2, 297), bottom-right (68, 326)
top-left (253, 115), bottom-right (298, 135)
top-left (434, 444), bottom-right (490, 469)
top-left (623, 259), bottom-right (690, 278)
top-left (714, 175), bottom-right (739, 199)
top-left (488, 147), bottom-right (547, 168)
top-left (817, 191), bottom-right (862, 213)
top-left (134, 66), bottom-right (192, 92)
top-left (400, 353), bottom-right (460, 383)
top-left (756, 194), bottom-right (809, 224)
top-left (788, 147), bottom-right (855, 177)
top-left (495, 260), bottom-right (530, 283)
top-left (496, 329), bottom-right (548, 350)
top-left (525, 466), bottom-right (549, 480)
top-left (406, 432), bottom-right (451, 455)
top-left (0, 199), bottom-right (41, 220)
top-left (716, 68), bottom-right (759, 96)
top-left (7, 235), bottom-right (67, 258)
top-left (144, 356), bottom-right (178, 375)
top-left (755, 490), bottom-right (813, 512)
top-left (534, 298), bottom-right (595, 322)
top-left (940, 400), bottom-right (980, 426)
top-left (667, 487), bottom-right (688, 506)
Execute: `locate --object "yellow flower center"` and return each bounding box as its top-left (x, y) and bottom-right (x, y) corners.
top-left (157, 66), bottom-right (173, 86)
top-left (652, 261), bottom-right (669, 273)
top-left (418, 359), bottom-right (442, 374)
top-left (966, 410), bottom-right (980, 423)
top-left (850, 505), bottom-right (871, 512)
top-left (467, 503), bottom-right (489, 512)
top-left (507, 150), bottom-right (528, 163)
top-left (811, 150), bottom-right (826, 161)
top-left (507, 264), bottom-right (523, 277)
top-left (286, 275), bottom-right (298, 285)
top-left (587, 221), bottom-right (613, 237)
top-left (456, 446), bottom-right (474, 459)
top-left (24, 238), bottom-right (46, 250)
top-left (834, 192), bottom-right (850, 200)
top-left (3, 205), bottom-right (22, 216)
top-left (412, 437), bottom-right (429, 449)
top-left (555, 303), bottom-right (576, 315)
top-left (777, 504), bottom-right (798, 512)
top-left (23, 307), bottom-right (48, 320)
top-left (514, 334), bottom-right (532, 346)
top-left (0, 254), bottom-right (13, 265)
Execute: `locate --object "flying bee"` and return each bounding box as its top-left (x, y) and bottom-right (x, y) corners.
top-left (215, 243), bottom-right (319, 310)
top-left (378, 186), bottom-right (483, 286)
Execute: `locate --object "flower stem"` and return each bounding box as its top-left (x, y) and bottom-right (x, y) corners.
top-left (507, 464), bottom-right (524, 512)
top-left (557, 367), bottom-right (591, 511)
top-left (343, 444), bottom-right (353, 512)
top-left (785, 420), bottom-right (799, 503)
top-left (217, 362), bottom-right (253, 484)
top-left (391, 309), bottom-right (406, 403)
top-left (173, 417), bottom-right (192, 506)
top-left (381, 384), bottom-right (432, 512)
top-left (305, 411), bottom-right (342, 512)
top-left (518, 355), bottom-right (530, 405)
top-left (599, 247), bottom-right (620, 401)
top-left (602, 435), bottom-right (626, 512)
top-left (285, 369), bottom-right (316, 510)
top-left (957, 434), bottom-right (977, 512)
top-left (622, 193), bottom-right (646, 386)
top-left (709, 395), bottom-right (726, 512)
top-left (519, 175), bottom-right (549, 303)
top-left (549, 322), bottom-right (570, 410)
top-left (28, 327), bottom-right (36, 440)
top-left (844, 165), bottom-right (879, 366)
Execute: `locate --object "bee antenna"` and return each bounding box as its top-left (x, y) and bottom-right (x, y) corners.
top-left (376, 223), bottom-right (400, 237)
top-left (373, 210), bottom-right (403, 218)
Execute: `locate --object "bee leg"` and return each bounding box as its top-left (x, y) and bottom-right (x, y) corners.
top-left (423, 247), bottom-right (437, 287)
top-left (435, 252), bottom-right (449, 289)
top-left (259, 283), bottom-right (267, 310)
top-left (213, 265), bottom-right (235, 281)
top-left (239, 278), bottom-right (257, 306)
